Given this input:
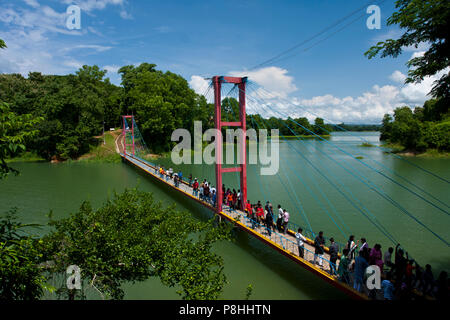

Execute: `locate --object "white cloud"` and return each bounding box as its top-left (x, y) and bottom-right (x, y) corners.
top-left (0, 0), bottom-right (131, 76)
top-left (61, 0), bottom-right (132, 19)
top-left (229, 66), bottom-right (298, 99)
top-left (103, 65), bottom-right (120, 74)
top-left (61, 0), bottom-right (125, 12)
top-left (62, 44), bottom-right (113, 53)
top-left (62, 59), bottom-right (84, 69)
top-left (411, 51), bottom-right (425, 59)
top-left (189, 75), bottom-right (210, 96)
top-left (390, 70), bottom-right (407, 83)
top-left (240, 58), bottom-right (446, 124)
top-left (119, 9), bottom-right (133, 20)
top-left (102, 64), bottom-right (122, 85)
top-left (23, 0), bottom-right (40, 8)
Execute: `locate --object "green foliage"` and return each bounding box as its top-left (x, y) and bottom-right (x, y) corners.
top-left (0, 39), bottom-right (5, 49)
top-left (0, 208), bottom-right (46, 300)
top-left (331, 123), bottom-right (381, 132)
top-left (245, 284), bottom-right (253, 300)
top-left (119, 63), bottom-right (213, 153)
top-left (0, 101), bottom-right (42, 178)
top-left (365, 0), bottom-right (450, 103)
top-left (244, 106), bottom-right (328, 137)
top-left (380, 99), bottom-right (450, 152)
top-left (0, 66), bottom-right (122, 161)
top-left (43, 188), bottom-right (233, 300)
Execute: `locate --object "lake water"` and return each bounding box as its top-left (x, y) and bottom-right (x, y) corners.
top-left (1, 132), bottom-right (449, 299)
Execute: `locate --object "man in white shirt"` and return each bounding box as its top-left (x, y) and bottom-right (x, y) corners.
top-left (277, 205), bottom-right (284, 232)
top-left (282, 209), bottom-right (290, 234)
top-left (295, 228), bottom-right (307, 258)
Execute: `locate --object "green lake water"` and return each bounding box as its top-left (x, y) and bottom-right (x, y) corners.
top-left (1, 132), bottom-right (449, 299)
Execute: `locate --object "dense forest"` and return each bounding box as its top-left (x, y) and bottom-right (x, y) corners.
top-left (0, 64), bottom-right (333, 161)
top-left (330, 123), bottom-right (381, 131)
top-left (380, 99), bottom-right (449, 152)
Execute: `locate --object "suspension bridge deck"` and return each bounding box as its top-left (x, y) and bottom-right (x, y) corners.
top-left (119, 150), bottom-right (368, 300)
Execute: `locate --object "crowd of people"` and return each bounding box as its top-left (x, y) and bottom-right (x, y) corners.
top-left (153, 165), bottom-right (448, 301)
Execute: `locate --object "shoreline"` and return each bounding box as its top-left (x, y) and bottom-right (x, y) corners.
top-left (381, 142), bottom-right (449, 158)
top-left (8, 135), bottom-right (449, 164)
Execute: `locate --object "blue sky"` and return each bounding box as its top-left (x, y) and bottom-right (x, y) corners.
top-left (0, 0), bottom-right (440, 123)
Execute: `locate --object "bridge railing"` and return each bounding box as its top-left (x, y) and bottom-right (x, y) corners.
top-left (225, 205), bottom-right (339, 276)
top-left (286, 221), bottom-right (346, 255)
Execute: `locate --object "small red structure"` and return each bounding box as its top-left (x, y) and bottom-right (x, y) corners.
top-left (122, 115), bottom-right (135, 156)
top-left (212, 76), bottom-right (248, 213)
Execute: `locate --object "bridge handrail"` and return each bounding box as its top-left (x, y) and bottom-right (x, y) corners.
top-left (286, 221), bottom-right (346, 254)
top-left (227, 206), bottom-right (338, 272)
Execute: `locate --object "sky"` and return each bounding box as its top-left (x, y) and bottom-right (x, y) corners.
top-left (0, 0), bottom-right (442, 123)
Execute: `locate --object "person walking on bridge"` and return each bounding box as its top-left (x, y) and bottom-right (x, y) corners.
top-left (329, 238), bottom-right (339, 275)
top-left (314, 231), bottom-right (325, 267)
top-left (173, 173), bottom-right (179, 187)
top-left (265, 206), bottom-right (274, 236)
top-left (210, 186), bottom-right (216, 205)
top-left (265, 201), bottom-right (274, 231)
top-left (359, 238), bottom-right (368, 256)
top-left (338, 248), bottom-right (351, 284)
top-left (199, 183), bottom-right (204, 201)
top-left (369, 244), bottom-right (383, 272)
top-left (212, 190), bottom-right (217, 208)
top-left (204, 184), bottom-right (210, 203)
top-left (256, 205), bottom-right (264, 226)
top-left (192, 179), bottom-right (199, 197)
top-left (227, 192), bottom-right (233, 211)
top-left (245, 200), bottom-right (252, 219)
top-left (282, 209), bottom-right (289, 234)
top-left (353, 247), bottom-right (369, 292)
top-left (237, 189), bottom-right (242, 210)
top-left (295, 228), bottom-right (307, 258)
top-left (232, 189), bottom-right (237, 210)
top-left (384, 247), bottom-right (394, 273)
top-left (346, 235), bottom-right (358, 261)
top-left (277, 205), bottom-right (283, 232)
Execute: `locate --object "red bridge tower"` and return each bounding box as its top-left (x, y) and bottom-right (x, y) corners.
top-left (213, 76), bottom-right (248, 213)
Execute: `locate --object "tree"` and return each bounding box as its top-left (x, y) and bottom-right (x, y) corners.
top-left (0, 101), bottom-right (42, 178)
top-left (43, 188), bottom-right (233, 300)
top-left (365, 0), bottom-right (450, 105)
top-left (0, 208), bottom-right (47, 300)
top-left (380, 114), bottom-right (393, 141)
top-left (0, 66), bottom-right (122, 161)
top-left (118, 63), bottom-right (212, 152)
top-left (0, 38), bottom-right (5, 49)
top-left (313, 117), bottom-right (331, 135)
top-left (379, 101), bottom-right (450, 152)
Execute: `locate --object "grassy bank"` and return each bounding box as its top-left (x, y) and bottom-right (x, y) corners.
top-left (76, 131), bottom-right (121, 163)
top-left (382, 142), bottom-right (450, 158)
top-left (5, 152), bottom-right (46, 163)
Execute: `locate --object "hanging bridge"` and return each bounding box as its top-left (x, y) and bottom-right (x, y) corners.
top-left (117, 76), bottom-right (449, 300)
